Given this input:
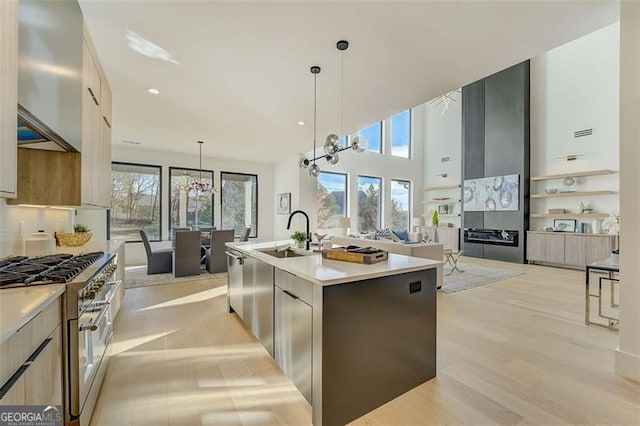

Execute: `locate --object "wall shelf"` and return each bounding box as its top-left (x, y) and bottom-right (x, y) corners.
top-left (530, 190), bottom-right (617, 199)
top-left (424, 184), bottom-right (461, 191)
top-left (531, 169), bottom-right (617, 182)
top-left (438, 214), bottom-right (461, 218)
top-left (530, 213), bottom-right (609, 219)
top-left (425, 198), bottom-right (461, 203)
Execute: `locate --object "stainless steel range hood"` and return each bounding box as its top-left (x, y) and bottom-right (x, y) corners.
top-left (18, 0), bottom-right (83, 153)
top-left (17, 105), bottom-right (76, 152)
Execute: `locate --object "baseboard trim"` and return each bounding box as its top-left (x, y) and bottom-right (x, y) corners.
top-left (615, 347), bottom-right (640, 382)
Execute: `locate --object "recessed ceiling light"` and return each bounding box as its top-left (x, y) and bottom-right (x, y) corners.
top-left (147, 88), bottom-right (160, 95)
top-left (297, 121), bottom-right (306, 126)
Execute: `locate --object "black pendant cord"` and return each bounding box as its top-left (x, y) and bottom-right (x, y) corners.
top-left (340, 49), bottom-right (344, 137)
top-left (198, 141), bottom-right (203, 183)
top-left (313, 72), bottom-right (317, 167)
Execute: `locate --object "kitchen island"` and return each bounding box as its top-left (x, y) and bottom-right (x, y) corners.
top-left (226, 241), bottom-right (441, 426)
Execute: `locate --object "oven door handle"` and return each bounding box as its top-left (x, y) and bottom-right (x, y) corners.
top-left (79, 303), bottom-right (110, 332)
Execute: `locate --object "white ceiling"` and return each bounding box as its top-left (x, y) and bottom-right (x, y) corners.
top-left (79, 0), bottom-right (619, 163)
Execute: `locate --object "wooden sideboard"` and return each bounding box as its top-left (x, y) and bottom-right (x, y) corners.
top-left (527, 231), bottom-right (615, 269)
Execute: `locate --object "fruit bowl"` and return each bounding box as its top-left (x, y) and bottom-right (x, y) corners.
top-left (56, 232), bottom-right (92, 247)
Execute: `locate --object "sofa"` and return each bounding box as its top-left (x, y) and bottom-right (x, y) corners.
top-left (331, 236), bottom-right (444, 285)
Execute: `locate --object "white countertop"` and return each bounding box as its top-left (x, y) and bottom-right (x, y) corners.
top-left (0, 284), bottom-right (65, 345)
top-left (227, 240), bottom-right (441, 286)
top-left (56, 239), bottom-right (125, 256)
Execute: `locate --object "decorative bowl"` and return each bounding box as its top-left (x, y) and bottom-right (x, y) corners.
top-left (57, 232), bottom-right (92, 247)
top-left (544, 188), bottom-right (558, 194)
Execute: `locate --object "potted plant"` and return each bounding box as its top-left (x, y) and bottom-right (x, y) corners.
top-left (290, 231), bottom-right (307, 249)
top-left (431, 210), bottom-right (439, 243)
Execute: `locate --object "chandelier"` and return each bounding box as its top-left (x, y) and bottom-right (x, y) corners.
top-left (180, 140), bottom-right (220, 195)
top-left (299, 40), bottom-right (366, 178)
top-left (429, 88), bottom-right (462, 116)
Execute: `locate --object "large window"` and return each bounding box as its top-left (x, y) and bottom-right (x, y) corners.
top-left (221, 172), bottom-right (258, 238)
top-left (110, 162), bottom-right (162, 241)
top-left (391, 110), bottom-right (411, 158)
top-left (169, 167), bottom-right (214, 236)
top-left (390, 179), bottom-right (411, 231)
top-left (358, 122), bottom-right (383, 153)
top-left (317, 172), bottom-right (348, 229)
top-left (357, 176), bottom-right (382, 232)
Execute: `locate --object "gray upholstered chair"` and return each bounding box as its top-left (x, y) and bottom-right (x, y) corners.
top-left (140, 230), bottom-right (173, 275)
top-left (173, 230), bottom-right (202, 278)
top-left (238, 226), bottom-right (251, 242)
top-left (206, 230), bottom-right (235, 273)
top-left (171, 227), bottom-right (191, 249)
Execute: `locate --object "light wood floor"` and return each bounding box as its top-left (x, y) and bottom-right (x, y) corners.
top-left (91, 258), bottom-right (640, 425)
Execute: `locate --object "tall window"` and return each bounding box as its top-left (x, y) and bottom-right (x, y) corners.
top-left (357, 176), bottom-right (382, 232)
top-left (317, 172), bottom-right (348, 229)
top-left (358, 122), bottom-right (383, 153)
top-left (221, 172), bottom-right (258, 238)
top-left (169, 167), bottom-right (214, 236)
top-left (390, 179), bottom-right (411, 230)
top-left (391, 110), bottom-right (411, 158)
top-left (110, 162), bottom-right (162, 241)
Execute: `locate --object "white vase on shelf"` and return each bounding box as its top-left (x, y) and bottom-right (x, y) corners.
top-left (592, 219), bottom-right (602, 234)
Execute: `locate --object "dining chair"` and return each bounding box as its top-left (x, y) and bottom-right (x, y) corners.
top-left (139, 230), bottom-right (172, 274)
top-left (238, 226), bottom-right (251, 242)
top-left (206, 230), bottom-right (235, 273)
top-left (174, 230), bottom-right (202, 277)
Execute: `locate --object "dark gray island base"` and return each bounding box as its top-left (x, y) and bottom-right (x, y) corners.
top-left (317, 269), bottom-right (437, 425)
top-left (225, 242), bottom-right (440, 426)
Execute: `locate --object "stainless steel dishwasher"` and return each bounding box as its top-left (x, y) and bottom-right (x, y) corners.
top-left (225, 248), bottom-right (244, 317)
top-left (243, 255), bottom-right (274, 356)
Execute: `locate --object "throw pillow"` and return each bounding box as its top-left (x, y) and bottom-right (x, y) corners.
top-left (392, 229), bottom-right (409, 242)
top-left (375, 228), bottom-right (394, 240)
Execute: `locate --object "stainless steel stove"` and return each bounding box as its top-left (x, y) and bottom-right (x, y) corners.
top-left (0, 251), bottom-right (122, 425)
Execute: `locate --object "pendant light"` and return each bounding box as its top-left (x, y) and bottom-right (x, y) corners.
top-left (323, 40), bottom-right (367, 159)
top-left (299, 40), bottom-right (366, 177)
top-left (181, 140), bottom-right (220, 195)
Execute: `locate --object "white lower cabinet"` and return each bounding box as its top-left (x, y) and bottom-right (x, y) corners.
top-left (274, 271), bottom-right (313, 403)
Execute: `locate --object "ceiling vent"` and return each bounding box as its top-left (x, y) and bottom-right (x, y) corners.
top-left (122, 140), bottom-right (142, 145)
top-left (441, 156), bottom-right (450, 163)
top-left (574, 128), bottom-right (594, 138)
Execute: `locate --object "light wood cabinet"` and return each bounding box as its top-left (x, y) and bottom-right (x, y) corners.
top-left (544, 234), bottom-right (565, 264)
top-left (80, 30), bottom-right (112, 209)
top-left (0, 0), bottom-right (17, 198)
top-left (586, 236), bottom-right (614, 265)
top-left (527, 232), bottom-right (615, 269)
top-left (0, 296), bottom-right (62, 406)
top-left (526, 232), bottom-right (546, 262)
top-left (564, 235), bottom-right (586, 267)
top-left (24, 325), bottom-right (62, 406)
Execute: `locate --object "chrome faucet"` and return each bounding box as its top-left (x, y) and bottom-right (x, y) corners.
top-left (287, 210), bottom-right (310, 251)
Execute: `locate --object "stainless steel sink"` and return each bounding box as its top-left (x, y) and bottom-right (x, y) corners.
top-left (258, 249), bottom-right (307, 258)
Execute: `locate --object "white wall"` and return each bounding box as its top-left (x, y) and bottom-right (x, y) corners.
top-left (424, 97), bottom-right (462, 227)
top-left (276, 105), bottom-right (427, 237)
top-left (0, 199), bottom-right (74, 256)
top-left (616, 1), bottom-right (640, 382)
top-left (111, 145), bottom-right (274, 265)
top-left (530, 23), bottom-right (620, 229)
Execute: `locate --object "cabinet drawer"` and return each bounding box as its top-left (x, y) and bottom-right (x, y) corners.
top-left (274, 269), bottom-right (313, 305)
top-left (25, 325), bottom-right (62, 406)
top-left (0, 296), bottom-right (61, 387)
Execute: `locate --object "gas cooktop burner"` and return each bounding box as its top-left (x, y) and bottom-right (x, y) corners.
top-left (0, 251), bottom-right (105, 287)
top-left (0, 271), bottom-right (29, 287)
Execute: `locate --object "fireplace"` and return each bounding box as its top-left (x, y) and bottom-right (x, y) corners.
top-left (464, 228), bottom-right (519, 246)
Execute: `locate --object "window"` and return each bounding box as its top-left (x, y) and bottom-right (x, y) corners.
top-left (391, 110), bottom-right (411, 158)
top-left (169, 167), bottom-right (214, 236)
top-left (357, 176), bottom-right (382, 232)
top-left (221, 172), bottom-right (258, 238)
top-left (110, 162), bottom-right (162, 241)
top-left (317, 172), bottom-right (348, 229)
top-left (358, 122), bottom-right (382, 153)
top-left (390, 179), bottom-right (411, 231)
